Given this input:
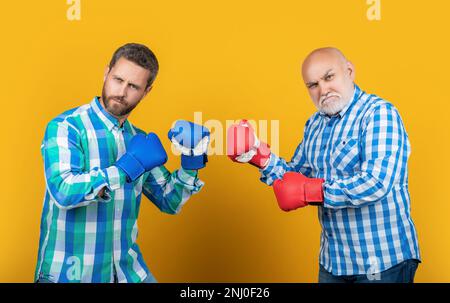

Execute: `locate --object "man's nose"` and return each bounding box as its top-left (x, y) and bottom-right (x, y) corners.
top-left (319, 81), bottom-right (332, 98)
top-left (118, 83), bottom-right (128, 98)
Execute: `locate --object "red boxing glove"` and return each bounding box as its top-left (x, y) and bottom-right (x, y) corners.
top-left (227, 120), bottom-right (271, 169)
top-left (273, 172), bottom-right (325, 211)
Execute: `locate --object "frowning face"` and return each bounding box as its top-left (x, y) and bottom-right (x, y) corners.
top-left (101, 57), bottom-right (152, 118)
top-left (302, 48), bottom-right (355, 116)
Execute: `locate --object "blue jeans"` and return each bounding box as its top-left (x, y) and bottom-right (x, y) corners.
top-left (319, 259), bottom-right (420, 283)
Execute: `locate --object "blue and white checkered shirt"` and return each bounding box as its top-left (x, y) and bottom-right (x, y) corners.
top-left (260, 84), bottom-right (420, 276)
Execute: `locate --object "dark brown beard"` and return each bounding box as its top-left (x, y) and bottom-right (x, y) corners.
top-left (101, 86), bottom-right (138, 117)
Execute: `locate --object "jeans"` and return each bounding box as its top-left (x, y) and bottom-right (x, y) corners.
top-left (318, 259), bottom-right (420, 283)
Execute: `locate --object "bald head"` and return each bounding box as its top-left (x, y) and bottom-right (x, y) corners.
top-left (301, 47), bottom-right (355, 116)
top-left (302, 47), bottom-right (349, 76)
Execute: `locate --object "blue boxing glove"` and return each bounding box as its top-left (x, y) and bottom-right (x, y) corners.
top-left (168, 120), bottom-right (210, 170)
top-left (116, 133), bottom-right (168, 182)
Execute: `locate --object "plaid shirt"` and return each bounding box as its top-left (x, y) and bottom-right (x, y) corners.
top-left (261, 85), bottom-right (420, 276)
top-left (35, 97), bottom-right (204, 283)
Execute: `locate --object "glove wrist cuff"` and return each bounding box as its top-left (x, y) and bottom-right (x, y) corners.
top-left (305, 178), bottom-right (325, 203)
top-left (116, 153), bottom-right (145, 182)
top-left (181, 154), bottom-right (208, 170)
top-left (249, 142), bottom-right (271, 169)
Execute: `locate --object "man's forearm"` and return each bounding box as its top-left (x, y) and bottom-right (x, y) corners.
top-left (142, 166), bottom-right (204, 214)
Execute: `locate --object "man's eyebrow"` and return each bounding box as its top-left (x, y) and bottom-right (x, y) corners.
top-left (112, 74), bottom-right (141, 88)
top-left (305, 80), bottom-right (318, 86)
top-left (305, 69), bottom-right (335, 86)
top-left (128, 81), bottom-right (141, 89)
top-left (321, 69), bottom-right (334, 79)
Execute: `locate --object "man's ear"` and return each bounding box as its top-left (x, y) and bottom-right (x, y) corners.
top-left (347, 61), bottom-right (355, 80)
top-left (103, 66), bottom-right (110, 82)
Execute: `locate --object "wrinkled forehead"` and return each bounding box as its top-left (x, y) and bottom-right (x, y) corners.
top-left (109, 57), bottom-right (150, 85)
top-left (302, 51), bottom-right (346, 81)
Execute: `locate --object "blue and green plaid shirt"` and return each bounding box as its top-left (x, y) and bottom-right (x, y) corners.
top-left (261, 85), bottom-right (420, 276)
top-left (35, 97), bottom-right (204, 283)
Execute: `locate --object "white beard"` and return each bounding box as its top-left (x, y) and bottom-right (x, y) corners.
top-left (318, 94), bottom-right (350, 116)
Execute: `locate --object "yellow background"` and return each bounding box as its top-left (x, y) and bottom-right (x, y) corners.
top-left (1, 0), bottom-right (449, 282)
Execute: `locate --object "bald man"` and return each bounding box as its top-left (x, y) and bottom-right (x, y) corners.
top-left (227, 47), bottom-right (421, 283)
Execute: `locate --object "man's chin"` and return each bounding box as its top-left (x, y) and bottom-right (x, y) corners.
top-left (321, 96), bottom-right (339, 105)
top-left (106, 104), bottom-right (127, 117)
top-left (321, 104), bottom-right (345, 116)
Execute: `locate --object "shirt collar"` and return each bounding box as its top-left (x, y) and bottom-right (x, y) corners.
top-left (90, 96), bottom-right (130, 132)
top-left (319, 84), bottom-right (362, 119)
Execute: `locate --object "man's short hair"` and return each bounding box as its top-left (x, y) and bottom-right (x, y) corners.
top-left (109, 43), bottom-right (159, 88)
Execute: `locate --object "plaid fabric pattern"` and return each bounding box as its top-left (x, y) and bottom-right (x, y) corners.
top-left (261, 85), bottom-right (420, 276)
top-left (35, 97), bottom-right (204, 282)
